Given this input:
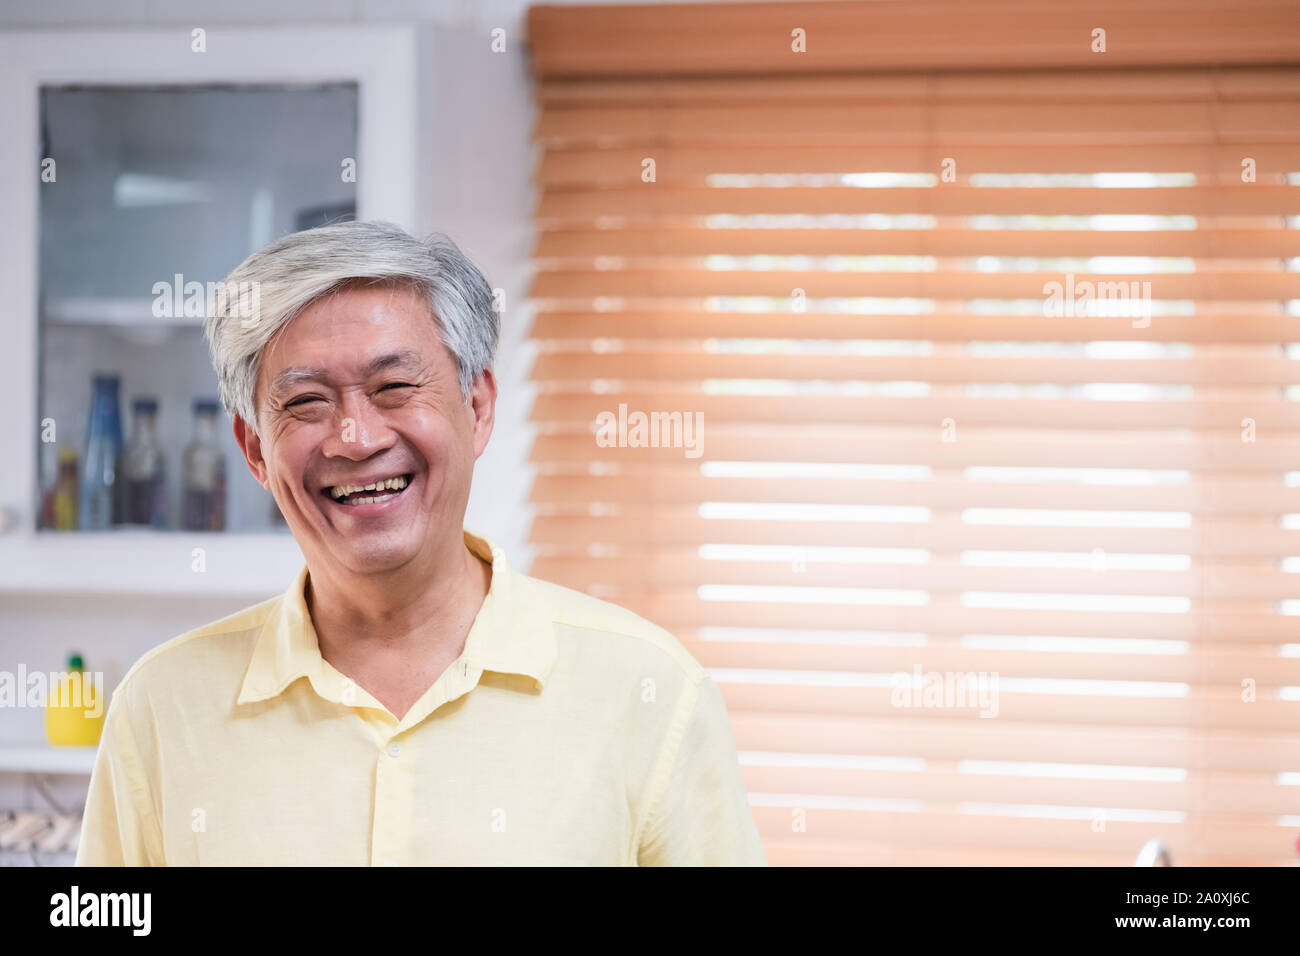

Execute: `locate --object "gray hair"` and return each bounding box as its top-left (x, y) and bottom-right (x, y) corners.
top-left (203, 220), bottom-right (498, 435)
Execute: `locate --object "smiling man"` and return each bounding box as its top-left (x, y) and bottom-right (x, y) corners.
top-left (75, 220), bottom-right (765, 867)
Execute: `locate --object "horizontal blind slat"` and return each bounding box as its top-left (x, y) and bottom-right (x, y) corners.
top-left (536, 185), bottom-right (1300, 219)
top-left (531, 353), bottom-right (1300, 386)
top-left (530, 471), bottom-right (1300, 513)
top-left (538, 68), bottom-right (1300, 105)
top-left (608, 596), bottom-right (1300, 642)
top-left (533, 555), bottom-right (1300, 601)
top-left (530, 430), bottom-right (1300, 469)
top-left (746, 806), bottom-right (1292, 858)
top-left (530, 514), bottom-right (1299, 559)
top-left (535, 226), bottom-right (1300, 258)
top-left (758, 842), bottom-right (1276, 867)
top-left (531, 268), bottom-right (1300, 301)
top-left (528, 0), bottom-right (1300, 76)
top-left (728, 712), bottom-right (1300, 771)
top-left (740, 765), bottom-right (1297, 816)
top-left (535, 101), bottom-right (1300, 143)
top-left (681, 639), bottom-right (1300, 686)
top-left (532, 394), bottom-right (1300, 432)
top-left (532, 311), bottom-right (1300, 343)
top-left (539, 143), bottom-right (1300, 181)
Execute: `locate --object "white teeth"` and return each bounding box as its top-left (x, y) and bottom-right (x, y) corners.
top-left (329, 475), bottom-right (409, 499)
top-left (338, 492), bottom-right (398, 506)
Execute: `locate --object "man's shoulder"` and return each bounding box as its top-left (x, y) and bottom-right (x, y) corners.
top-left (112, 594), bottom-right (281, 702)
top-left (520, 571), bottom-right (706, 684)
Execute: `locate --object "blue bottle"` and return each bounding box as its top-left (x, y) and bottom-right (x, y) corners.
top-left (80, 374), bottom-right (124, 530)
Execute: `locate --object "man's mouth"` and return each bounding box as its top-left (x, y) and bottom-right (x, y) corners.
top-left (322, 473), bottom-right (414, 507)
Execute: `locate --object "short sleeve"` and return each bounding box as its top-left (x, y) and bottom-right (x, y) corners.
top-left (637, 676), bottom-right (767, 866)
top-left (75, 682), bottom-right (165, 866)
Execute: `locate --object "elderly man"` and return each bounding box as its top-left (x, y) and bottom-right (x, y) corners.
top-left (74, 220), bottom-right (765, 867)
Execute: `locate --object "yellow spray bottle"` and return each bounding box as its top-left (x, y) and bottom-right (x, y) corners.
top-left (45, 653), bottom-right (105, 747)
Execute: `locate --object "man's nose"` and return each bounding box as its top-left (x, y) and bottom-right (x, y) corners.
top-left (322, 388), bottom-right (394, 456)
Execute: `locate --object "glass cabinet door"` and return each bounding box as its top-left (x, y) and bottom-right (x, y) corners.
top-left (37, 83), bottom-right (358, 534)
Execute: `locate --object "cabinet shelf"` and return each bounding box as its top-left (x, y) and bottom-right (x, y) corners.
top-left (0, 744), bottom-right (97, 776)
top-left (0, 532), bottom-right (304, 597)
top-left (43, 297), bottom-right (201, 328)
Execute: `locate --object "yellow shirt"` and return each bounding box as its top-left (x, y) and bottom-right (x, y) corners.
top-left (74, 530), bottom-right (766, 866)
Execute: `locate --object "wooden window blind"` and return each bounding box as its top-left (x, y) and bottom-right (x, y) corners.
top-left (525, 0), bottom-right (1300, 865)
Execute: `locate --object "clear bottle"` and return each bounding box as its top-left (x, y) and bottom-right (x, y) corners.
top-left (79, 374), bottom-right (123, 530)
top-left (182, 399), bottom-right (226, 531)
top-left (121, 396), bottom-right (167, 528)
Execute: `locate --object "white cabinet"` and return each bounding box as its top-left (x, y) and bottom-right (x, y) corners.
top-left (0, 27), bottom-right (420, 597)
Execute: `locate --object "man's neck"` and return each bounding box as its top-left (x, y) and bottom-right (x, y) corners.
top-left (305, 536), bottom-right (493, 667)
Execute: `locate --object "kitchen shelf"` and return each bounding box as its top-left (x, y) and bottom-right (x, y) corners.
top-left (0, 531), bottom-right (304, 597)
top-left (0, 744), bottom-right (97, 776)
top-left (43, 297), bottom-right (199, 327)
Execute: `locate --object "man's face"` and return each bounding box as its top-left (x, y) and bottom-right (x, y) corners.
top-left (234, 282), bottom-right (495, 577)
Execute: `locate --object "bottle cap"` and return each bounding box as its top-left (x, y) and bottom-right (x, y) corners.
top-left (58, 446), bottom-right (78, 464)
top-left (132, 396), bottom-right (159, 414)
top-left (66, 653), bottom-right (84, 671)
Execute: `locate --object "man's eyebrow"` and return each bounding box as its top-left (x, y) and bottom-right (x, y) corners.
top-left (269, 349), bottom-right (425, 397)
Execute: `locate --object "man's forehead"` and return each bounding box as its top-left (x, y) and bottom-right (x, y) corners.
top-left (271, 284), bottom-right (437, 350)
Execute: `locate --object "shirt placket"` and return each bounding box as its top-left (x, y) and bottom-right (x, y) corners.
top-left (367, 658), bottom-right (483, 866)
top-left (372, 725), bottom-right (413, 867)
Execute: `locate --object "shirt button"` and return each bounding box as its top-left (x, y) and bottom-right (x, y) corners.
top-left (388, 741), bottom-right (401, 757)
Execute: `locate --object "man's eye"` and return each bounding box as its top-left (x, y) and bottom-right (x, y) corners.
top-left (287, 396), bottom-right (321, 407)
top-left (380, 383), bottom-right (414, 392)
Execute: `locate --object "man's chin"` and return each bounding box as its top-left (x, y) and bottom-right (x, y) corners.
top-left (313, 519), bottom-right (425, 569)
top-left (331, 544), bottom-right (422, 576)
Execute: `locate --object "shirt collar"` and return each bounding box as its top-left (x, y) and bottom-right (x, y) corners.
top-left (237, 529), bottom-right (558, 707)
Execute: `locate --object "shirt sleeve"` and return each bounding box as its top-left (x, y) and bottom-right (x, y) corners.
top-left (637, 675), bottom-right (767, 866)
top-left (75, 680), bottom-right (165, 866)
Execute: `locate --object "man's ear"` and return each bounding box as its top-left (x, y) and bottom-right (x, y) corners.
top-left (470, 368), bottom-right (497, 460)
top-left (233, 414), bottom-right (270, 490)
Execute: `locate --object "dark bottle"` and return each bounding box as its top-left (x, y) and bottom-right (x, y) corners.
top-left (121, 396), bottom-right (167, 528)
